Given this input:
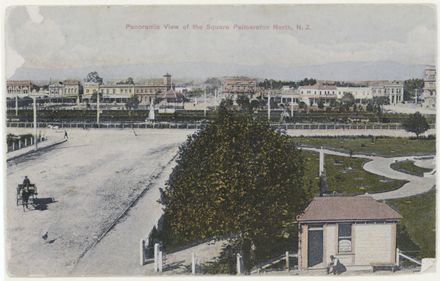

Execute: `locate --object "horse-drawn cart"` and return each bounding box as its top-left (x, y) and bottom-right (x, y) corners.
top-left (17, 183), bottom-right (38, 208)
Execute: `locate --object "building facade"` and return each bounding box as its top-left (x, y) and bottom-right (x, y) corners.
top-left (297, 196), bottom-right (401, 271)
top-left (6, 80), bottom-right (37, 96)
top-left (297, 82), bottom-right (403, 106)
top-left (82, 74), bottom-right (173, 105)
top-left (298, 85), bottom-right (337, 105)
top-left (423, 65), bottom-right (436, 108)
top-left (222, 77), bottom-right (257, 95)
top-left (48, 80), bottom-right (81, 97)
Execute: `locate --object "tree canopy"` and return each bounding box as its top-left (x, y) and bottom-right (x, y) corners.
top-left (85, 71), bottom-right (103, 84)
top-left (404, 79), bottom-right (424, 101)
top-left (117, 77), bottom-right (135, 85)
top-left (160, 103), bottom-right (310, 270)
top-left (125, 95), bottom-right (140, 110)
top-left (402, 112), bottom-right (429, 138)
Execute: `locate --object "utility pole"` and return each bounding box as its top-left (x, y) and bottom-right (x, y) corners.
top-left (267, 81), bottom-right (273, 121)
top-left (414, 89), bottom-right (418, 104)
top-left (31, 96), bottom-right (38, 150)
top-left (96, 91), bottom-right (100, 126)
top-left (319, 146), bottom-right (324, 176)
top-left (291, 95), bottom-right (294, 118)
top-left (204, 89), bottom-right (207, 117)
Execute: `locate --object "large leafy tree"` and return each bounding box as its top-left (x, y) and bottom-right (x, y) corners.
top-left (404, 79), bottom-right (424, 101)
top-left (160, 102), bottom-right (309, 272)
top-left (125, 94), bottom-right (140, 110)
top-left (85, 71), bottom-right (103, 84)
top-left (402, 111), bottom-right (429, 138)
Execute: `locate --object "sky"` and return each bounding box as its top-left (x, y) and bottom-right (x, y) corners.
top-left (5, 4), bottom-right (437, 80)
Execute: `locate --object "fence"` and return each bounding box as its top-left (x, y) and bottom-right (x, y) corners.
top-left (6, 121), bottom-right (428, 131)
top-left (7, 135), bottom-right (46, 153)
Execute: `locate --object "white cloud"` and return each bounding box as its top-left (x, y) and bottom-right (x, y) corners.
top-left (26, 6), bottom-right (43, 24)
top-left (6, 5), bottom-right (437, 72)
top-left (6, 46), bottom-right (25, 79)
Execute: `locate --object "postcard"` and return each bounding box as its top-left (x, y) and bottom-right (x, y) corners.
top-left (2, 2), bottom-right (437, 278)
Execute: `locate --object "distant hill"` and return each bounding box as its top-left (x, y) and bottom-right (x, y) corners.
top-left (9, 61), bottom-right (427, 82)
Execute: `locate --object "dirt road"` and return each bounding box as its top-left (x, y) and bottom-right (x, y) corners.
top-left (6, 128), bottom-right (192, 276)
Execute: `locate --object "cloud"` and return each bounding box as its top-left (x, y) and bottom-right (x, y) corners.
top-left (6, 46), bottom-right (25, 78)
top-left (5, 5), bottom-right (437, 74)
top-left (26, 6), bottom-right (43, 24)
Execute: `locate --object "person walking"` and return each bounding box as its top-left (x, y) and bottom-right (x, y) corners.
top-left (64, 130), bottom-right (68, 139)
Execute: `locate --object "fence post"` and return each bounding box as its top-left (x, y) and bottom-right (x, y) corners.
top-left (18, 139), bottom-right (22, 149)
top-left (192, 251), bottom-right (196, 275)
top-left (236, 253), bottom-right (242, 275)
top-left (396, 248), bottom-right (400, 267)
top-left (140, 239), bottom-right (145, 266)
top-left (24, 138), bottom-right (28, 147)
top-left (154, 243), bottom-right (159, 272)
top-left (12, 142), bottom-right (15, 151)
top-left (158, 251), bottom-right (163, 272)
top-left (286, 251), bottom-right (289, 272)
top-left (31, 137), bottom-right (34, 145)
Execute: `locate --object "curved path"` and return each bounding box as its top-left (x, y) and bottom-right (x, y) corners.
top-left (301, 147), bottom-right (436, 200)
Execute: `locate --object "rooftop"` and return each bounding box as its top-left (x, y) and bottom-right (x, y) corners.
top-left (297, 196), bottom-right (402, 222)
top-left (299, 85), bottom-right (337, 90)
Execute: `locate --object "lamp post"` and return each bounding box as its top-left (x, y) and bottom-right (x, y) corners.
top-left (95, 90), bottom-right (100, 126)
top-left (29, 93), bottom-right (38, 150)
top-left (291, 95), bottom-right (294, 118)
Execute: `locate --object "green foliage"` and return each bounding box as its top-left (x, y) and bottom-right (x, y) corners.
top-left (236, 94), bottom-right (251, 112)
top-left (389, 190), bottom-right (436, 258)
top-left (404, 79), bottom-right (424, 101)
top-left (402, 112), bottom-right (429, 138)
top-left (301, 151), bottom-right (406, 195)
top-left (85, 71), bottom-right (103, 84)
top-left (341, 93), bottom-right (355, 106)
top-left (125, 95), bottom-right (140, 110)
top-left (257, 78), bottom-right (316, 89)
top-left (91, 91), bottom-right (103, 103)
top-left (117, 77), bottom-right (135, 85)
top-left (293, 136), bottom-right (436, 157)
top-left (205, 77), bottom-right (222, 91)
top-left (390, 160), bottom-right (432, 177)
top-left (160, 106), bottom-right (309, 272)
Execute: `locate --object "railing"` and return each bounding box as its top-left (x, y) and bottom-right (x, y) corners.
top-left (251, 251), bottom-right (298, 274)
top-left (7, 121), bottom-right (431, 131)
top-left (397, 248), bottom-right (422, 266)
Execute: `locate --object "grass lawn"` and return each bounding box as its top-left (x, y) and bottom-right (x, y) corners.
top-left (390, 160), bottom-right (433, 177)
top-left (293, 137), bottom-right (436, 157)
top-left (302, 150), bottom-right (407, 195)
top-left (388, 190), bottom-right (436, 258)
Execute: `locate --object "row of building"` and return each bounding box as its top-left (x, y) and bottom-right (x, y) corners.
top-left (223, 79), bottom-right (404, 106)
top-left (6, 74), bottom-right (184, 106)
top-left (221, 66), bottom-right (436, 108)
top-left (6, 66), bottom-right (436, 108)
